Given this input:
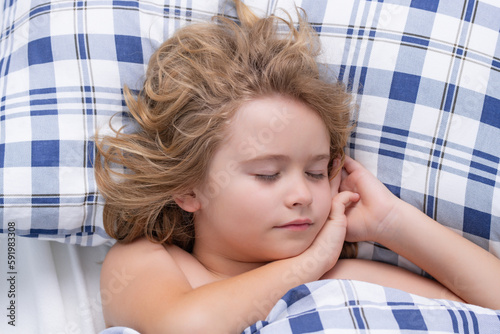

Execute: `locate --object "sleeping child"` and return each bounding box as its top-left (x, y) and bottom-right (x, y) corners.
top-left (94, 1), bottom-right (500, 332)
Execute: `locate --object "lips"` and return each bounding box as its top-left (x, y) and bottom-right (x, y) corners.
top-left (275, 219), bottom-right (313, 231)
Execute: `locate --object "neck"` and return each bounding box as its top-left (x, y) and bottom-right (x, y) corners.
top-left (192, 242), bottom-right (269, 279)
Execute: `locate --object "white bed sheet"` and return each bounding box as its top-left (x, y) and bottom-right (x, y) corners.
top-left (0, 234), bottom-right (111, 334)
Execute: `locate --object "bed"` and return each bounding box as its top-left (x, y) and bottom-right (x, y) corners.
top-left (1, 0), bottom-right (499, 333)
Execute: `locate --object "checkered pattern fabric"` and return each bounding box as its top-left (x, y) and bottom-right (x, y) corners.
top-left (99, 279), bottom-right (500, 334)
top-left (299, 0), bottom-right (500, 272)
top-left (242, 280), bottom-right (500, 333)
top-left (1, 0), bottom-right (499, 259)
top-left (0, 0), bottom-right (225, 245)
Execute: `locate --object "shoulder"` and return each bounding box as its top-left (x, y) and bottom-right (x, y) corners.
top-left (102, 238), bottom-right (185, 288)
top-left (103, 237), bottom-right (174, 268)
top-left (100, 238), bottom-right (192, 330)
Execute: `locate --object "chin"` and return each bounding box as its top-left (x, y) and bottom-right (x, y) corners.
top-left (269, 243), bottom-right (311, 261)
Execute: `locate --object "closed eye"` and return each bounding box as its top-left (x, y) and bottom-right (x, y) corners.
top-left (255, 173), bottom-right (280, 182)
top-left (306, 172), bottom-right (326, 180)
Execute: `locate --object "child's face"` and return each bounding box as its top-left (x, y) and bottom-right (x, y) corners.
top-left (193, 95), bottom-right (340, 264)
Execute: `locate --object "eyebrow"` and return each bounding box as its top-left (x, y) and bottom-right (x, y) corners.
top-left (240, 154), bottom-right (330, 164)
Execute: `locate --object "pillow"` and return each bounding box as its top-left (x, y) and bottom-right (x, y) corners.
top-left (0, 0), bottom-right (225, 245)
top-left (1, 0), bottom-right (499, 264)
top-left (310, 0), bottom-right (500, 272)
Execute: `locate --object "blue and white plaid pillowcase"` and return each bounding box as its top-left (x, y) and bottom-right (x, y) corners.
top-left (304, 0), bottom-right (500, 270)
top-left (0, 0), bottom-right (225, 246)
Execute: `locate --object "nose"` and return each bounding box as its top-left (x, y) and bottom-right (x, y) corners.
top-left (285, 174), bottom-right (313, 208)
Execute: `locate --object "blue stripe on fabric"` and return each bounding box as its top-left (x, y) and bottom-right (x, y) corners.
top-left (30, 87), bottom-right (57, 95)
top-left (347, 65), bottom-right (358, 89)
top-left (392, 309), bottom-right (428, 330)
top-left (289, 311), bottom-right (324, 333)
top-left (378, 148), bottom-right (405, 160)
top-left (382, 126), bottom-right (409, 137)
top-left (87, 141), bottom-right (95, 167)
top-left (458, 310), bottom-right (470, 333)
top-left (28, 37), bottom-right (54, 65)
top-left (410, 0), bottom-right (439, 12)
top-left (31, 140), bottom-right (60, 167)
top-left (281, 284), bottom-right (312, 308)
top-left (401, 35), bottom-right (429, 47)
top-left (112, 0), bottom-right (139, 8)
top-left (387, 302), bottom-right (415, 306)
top-left (468, 173), bottom-right (495, 187)
top-left (433, 149), bottom-right (445, 158)
top-left (32, 197), bottom-right (61, 205)
top-left (352, 307), bottom-right (367, 329)
top-left (470, 161), bottom-right (498, 175)
top-left (29, 228), bottom-right (59, 235)
top-left (464, 0), bottom-right (476, 22)
top-left (381, 137), bottom-right (407, 149)
top-left (389, 72), bottom-right (421, 103)
top-left (443, 84), bottom-right (456, 112)
top-left (30, 98), bottom-right (57, 106)
top-left (115, 35), bottom-right (144, 64)
top-left (464, 207), bottom-right (491, 239)
top-left (338, 64), bottom-right (347, 82)
top-left (472, 149), bottom-right (499, 164)
top-left (426, 194), bottom-right (435, 216)
top-left (83, 225), bottom-right (95, 233)
top-left (481, 96), bottom-right (500, 129)
top-left (358, 66), bottom-right (368, 94)
top-left (446, 309), bottom-right (460, 333)
top-left (78, 34), bottom-right (87, 60)
top-left (0, 144), bottom-right (5, 168)
top-left (30, 4), bottom-right (51, 17)
top-left (469, 310), bottom-right (479, 334)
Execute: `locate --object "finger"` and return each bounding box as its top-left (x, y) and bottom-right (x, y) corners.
top-left (339, 169), bottom-right (357, 193)
top-left (329, 191), bottom-right (359, 221)
top-left (342, 156), bottom-right (362, 174)
top-left (344, 156), bottom-right (372, 177)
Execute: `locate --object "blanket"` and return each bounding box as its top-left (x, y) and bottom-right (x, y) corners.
top-left (100, 279), bottom-right (500, 334)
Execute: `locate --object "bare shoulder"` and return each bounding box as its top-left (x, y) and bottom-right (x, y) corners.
top-left (100, 238), bottom-right (193, 331)
top-left (323, 259), bottom-right (463, 302)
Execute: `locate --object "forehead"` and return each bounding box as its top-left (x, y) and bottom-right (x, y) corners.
top-left (219, 95), bottom-right (330, 161)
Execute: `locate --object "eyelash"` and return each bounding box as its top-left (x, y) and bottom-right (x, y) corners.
top-left (255, 172), bottom-right (326, 182)
top-left (307, 172), bottom-right (326, 180)
top-left (255, 173), bottom-right (280, 182)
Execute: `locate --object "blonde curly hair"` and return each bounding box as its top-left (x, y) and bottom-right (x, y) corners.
top-left (95, 0), bottom-right (355, 256)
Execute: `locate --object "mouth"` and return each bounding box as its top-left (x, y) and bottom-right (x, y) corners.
top-left (275, 219), bottom-right (313, 231)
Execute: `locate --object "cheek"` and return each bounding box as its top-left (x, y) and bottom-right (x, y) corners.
top-left (316, 183), bottom-right (334, 219)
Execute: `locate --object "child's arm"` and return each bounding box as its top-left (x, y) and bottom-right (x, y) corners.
top-left (340, 156), bottom-right (500, 309)
top-left (101, 191), bottom-right (359, 334)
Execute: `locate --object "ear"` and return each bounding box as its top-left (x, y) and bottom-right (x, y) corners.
top-left (173, 192), bottom-right (201, 213)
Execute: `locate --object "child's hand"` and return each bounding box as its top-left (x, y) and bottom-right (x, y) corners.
top-left (340, 156), bottom-right (401, 243)
top-left (303, 190), bottom-right (359, 273)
